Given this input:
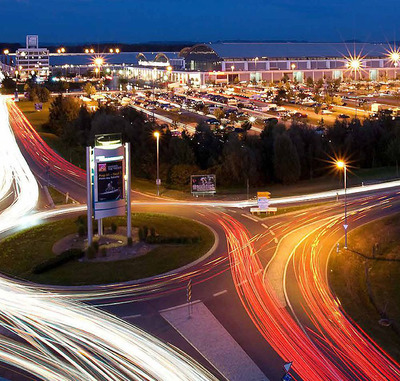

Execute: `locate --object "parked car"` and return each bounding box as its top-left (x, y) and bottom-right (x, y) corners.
top-left (338, 114), bottom-right (350, 119)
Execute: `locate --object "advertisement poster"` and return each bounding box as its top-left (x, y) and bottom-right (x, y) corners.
top-left (97, 160), bottom-right (124, 202)
top-left (191, 175), bottom-right (216, 194)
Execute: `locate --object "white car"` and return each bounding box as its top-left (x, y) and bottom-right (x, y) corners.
top-left (321, 109), bottom-right (333, 114)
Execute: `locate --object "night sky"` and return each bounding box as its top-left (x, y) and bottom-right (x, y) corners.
top-left (1, 0), bottom-right (399, 44)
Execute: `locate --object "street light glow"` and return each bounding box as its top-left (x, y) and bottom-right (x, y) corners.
top-left (336, 160), bottom-right (345, 169)
top-left (249, 116), bottom-right (256, 123)
top-left (154, 131), bottom-right (160, 138)
top-left (93, 57), bottom-right (104, 67)
top-left (3, 49), bottom-right (9, 55)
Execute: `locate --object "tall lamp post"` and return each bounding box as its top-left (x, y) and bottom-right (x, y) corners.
top-left (336, 160), bottom-right (348, 249)
top-left (154, 131), bottom-right (160, 196)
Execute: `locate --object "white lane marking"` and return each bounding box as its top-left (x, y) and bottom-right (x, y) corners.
top-left (269, 230), bottom-right (275, 236)
top-left (237, 280), bottom-right (248, 288)
top-left (160, 300), bottom-right (201, 313)
top-left (241, 213), bottom-right (258, 222)
top-left (213, 290), bottom-right (228, 297)
top-left (122, 314), bottom-right (142, 319)
top-left (261, 223), bottom-right (269, 229)
top-left (274, 237), bottom-right (278, 244)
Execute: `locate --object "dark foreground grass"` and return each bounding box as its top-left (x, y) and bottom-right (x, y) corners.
top-left (329, 213), bottom-right (400, 361)
top-left (0, 214), bottom-right (214, 286)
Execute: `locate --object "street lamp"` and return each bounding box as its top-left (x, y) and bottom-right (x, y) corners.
top-left (154, 131), bottom-right (161, 196)
top-left (336, 160), bottom-right (348, 249)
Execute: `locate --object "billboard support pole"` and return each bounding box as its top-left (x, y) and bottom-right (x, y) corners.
top-left (86, 147), bottom-right (93, 248)
top-left (98, 218), bottom-right (103, 237)
top-left (126, 143), bottom-right (132, 239)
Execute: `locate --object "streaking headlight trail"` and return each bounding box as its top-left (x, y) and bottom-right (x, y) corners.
top-left (0, 96), bottom-right (38, 234)
top-left (0, 278), bottom-right (217, 381)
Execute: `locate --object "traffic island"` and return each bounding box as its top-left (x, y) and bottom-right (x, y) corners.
top-left (329, 213), bottom-right (400, 362)
top-left (0, 213), bottom-right (214, 286)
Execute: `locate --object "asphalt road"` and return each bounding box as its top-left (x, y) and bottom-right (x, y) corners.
top-left (5, 98), bottom-right (400, 380)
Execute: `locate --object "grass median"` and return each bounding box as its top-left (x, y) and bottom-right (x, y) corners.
top-left (0, 213), bottom-right (214, 286)
top-left (329, 213), bottom-right (400, 361)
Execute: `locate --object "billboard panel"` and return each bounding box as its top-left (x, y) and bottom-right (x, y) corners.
top-left (93, 145), bottom-right (126, 219)
top-left (97, 161), bottom-right (124, 202)
top-left (191, 175), bottom-right (216, 195)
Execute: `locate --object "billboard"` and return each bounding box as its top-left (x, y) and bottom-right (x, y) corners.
top-left (97, 161), bottom-right (124, 202)
top-left (93, 145), bottom-right (126, 219)
top-left (191, 175), bottom-right (216, 195)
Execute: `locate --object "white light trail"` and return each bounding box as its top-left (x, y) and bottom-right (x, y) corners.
top-left (0, 278), bottom-right (216, 381)
top-left (0, 96), bottom-right (38, 234)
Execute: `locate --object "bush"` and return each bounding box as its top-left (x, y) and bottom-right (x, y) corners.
top-left (87, 246), bottom-right (96, 260)
top-left (111, 222), bottom-right (118, 234)
top-left (33, 249), bottom-right (83, 274)
top-left (92, 240), bottom-right (99, 253)
top-left (78, 224), bottom-right (86, 237)
top-left (145, 236), bottom-right (200, 245)
top-left (138, 227), bottom-right (145, 242)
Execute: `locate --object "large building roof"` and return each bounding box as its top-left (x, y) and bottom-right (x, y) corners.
top-left (49, 52), bottom-right (179, 66)
top-left (209, 42), bottom-right (394, 59)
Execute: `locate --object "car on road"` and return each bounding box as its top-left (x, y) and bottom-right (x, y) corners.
top-left (338, 114), bottom-right (350, 119)
top-left (293, 112), bottom-right (308, 119)
top-left (206, 118), bottom-right (220, 126)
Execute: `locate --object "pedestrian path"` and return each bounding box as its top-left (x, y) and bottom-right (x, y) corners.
top-left (161, 301), bottom-right (268, 381)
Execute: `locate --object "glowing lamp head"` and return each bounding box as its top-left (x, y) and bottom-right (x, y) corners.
top-left (167, 66), bottom-right (172, 72)
top-left (349, 59), bottom-right (361, 70)
top-left (85, 49), bottom-right (89, 53)
top-left (231, 65), bottom-right (235, 70)
top-left (249, 116), bottom-right (256, 123)
top-left (115, 48), bottom-right (120, 53)
top-left (61, 47), bottom-right (65, 53)
top-left (391, 52), bottom-right (400, 63)
top-left (336, 160), bottom-right (346, 169)
top-left (291, 63), bottom-right (296, 70)
top-left (3, 49), bottom-right (9, 55)
top-left (94, 57), bottom-right (104, 67)
top-left (109, 48), bottom-right (114, 53)
top-left (154, 131), bottom-right (160, 139)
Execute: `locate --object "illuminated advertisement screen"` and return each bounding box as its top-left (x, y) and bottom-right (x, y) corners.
top-left (97, 160), bottom-right (124, 202)
top-left (191, 175), bottom-right (216, 194)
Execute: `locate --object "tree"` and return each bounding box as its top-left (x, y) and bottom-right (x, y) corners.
top-left (48, 95), bottom-right (81, 136)
top-left (274, 133), bottom-right (301, 184)
top-left (1, 76), bottom-right (16, 94)
top-left (169, 164), bottom-right (199, 187)
top-left (306, 77), bottom-right (314, 88)
top-left (213, 108), bottom-right (225, 120)
top-left (83, 82), bottom-right (96, 97)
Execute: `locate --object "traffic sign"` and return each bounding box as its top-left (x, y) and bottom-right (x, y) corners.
top-left (284, 362), bottom-right (292, 373)
top-left (282, 374), bottom-right (292, 381)
top-left (343, 224), bottom-right (348, 230)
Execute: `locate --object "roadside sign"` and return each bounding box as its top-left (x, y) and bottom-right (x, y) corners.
top-left (282, 374), bottom-right (292, 381)
top-left (343, 224), bottom-right (348, 230)
top-left (257, 191), bottom-right (271, 212)
top-left (283, 362), bottom-right (292, 373)
top-left (191, 175), bottom-right (216, 195)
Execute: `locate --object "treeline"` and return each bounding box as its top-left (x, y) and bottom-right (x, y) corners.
top-left (46, 95), bottom-right (400, 188)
